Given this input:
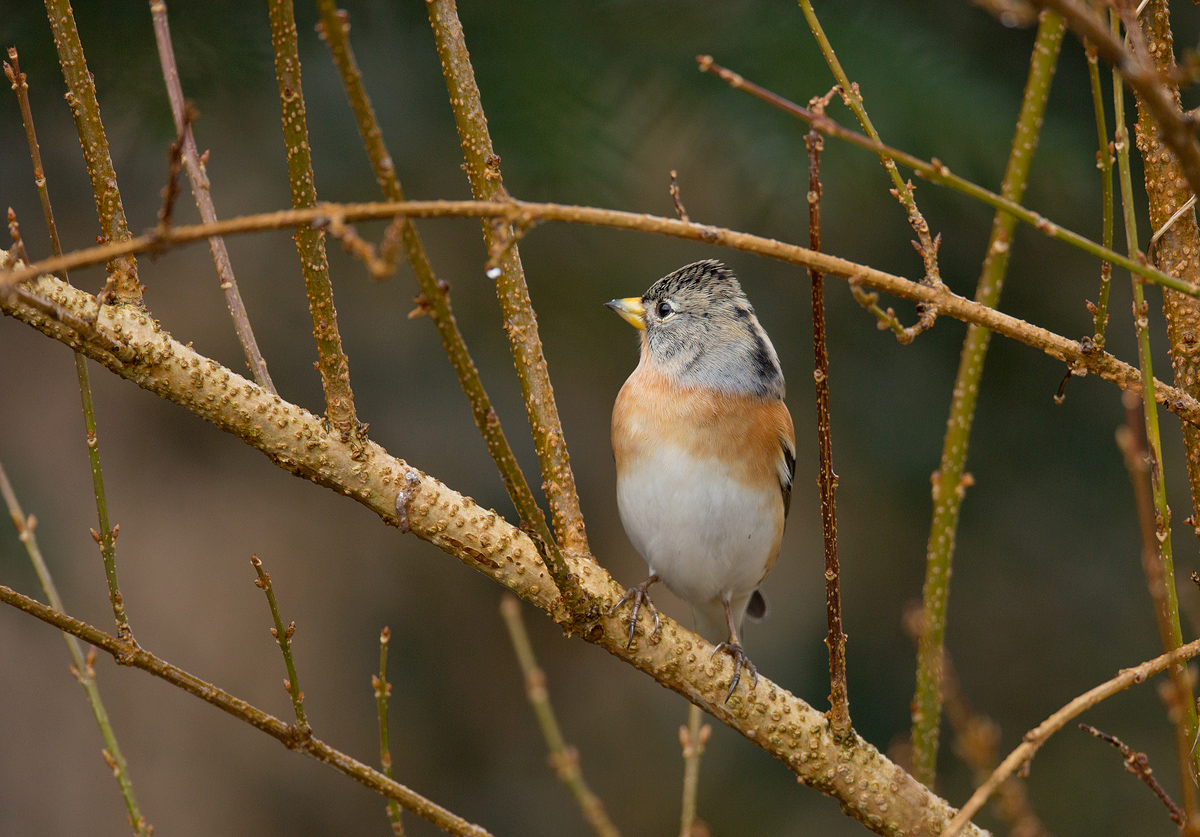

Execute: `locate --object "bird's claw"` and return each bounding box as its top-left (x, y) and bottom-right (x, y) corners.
top-left (611, 578), bottom-right (661, 648)
top-left (712, 641), bottom-right (757, 702)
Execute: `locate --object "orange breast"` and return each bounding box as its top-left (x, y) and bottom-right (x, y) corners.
top-left (612, 360), bottom-right (794, 494)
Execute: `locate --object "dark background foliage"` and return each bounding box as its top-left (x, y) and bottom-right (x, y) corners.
top-left (2, 1), bottom-right (1200, 834)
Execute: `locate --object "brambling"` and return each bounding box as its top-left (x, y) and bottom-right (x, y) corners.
top-left (607, 259), bottom-right (795, 701)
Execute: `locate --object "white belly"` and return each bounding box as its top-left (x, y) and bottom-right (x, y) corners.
top-left (616, 444), bottom-right (778, 616)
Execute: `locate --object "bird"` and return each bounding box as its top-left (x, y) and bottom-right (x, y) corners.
top-left (607, 259), bottom-right (795, 701)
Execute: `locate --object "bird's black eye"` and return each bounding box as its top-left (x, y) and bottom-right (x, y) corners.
top-left (656, 300), bottom-right (674, 319)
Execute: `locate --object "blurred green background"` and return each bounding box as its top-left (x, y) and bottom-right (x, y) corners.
top-left (3, 1), bottom-right (1200, 834)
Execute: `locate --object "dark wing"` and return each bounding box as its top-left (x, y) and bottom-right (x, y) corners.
top-left (779, 435), bottom-right (796, 518)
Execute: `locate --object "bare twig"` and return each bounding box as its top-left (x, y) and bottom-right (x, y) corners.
top-left (148, 0), bottom-right (276, 393)
top-left (266, 0), bottom-right (357, 434)
top-left (157, 114), bottom-right (185, 230)
top-left (42, 0), bottom-right (140, 301)
top-left (373, 627), bottom-right (405, 835)
top-left (911, 11), bottom-right (1066, 786)
top-left (499, 594), bottom-right (619, 837)
top-left (251, 555), bottom-right (309, 736)
top-left (942, 638), bottom-right (1200, 837)
top-left (3, 49), bottom-right (128, 358)
top-left (695, 55), bottom-right (1200, 299)
top-left (806, 121), bottom-right (850, 739)
top-left (668, 170), bottom-right (690, 222)
top-left (1079, 724), bottom-right (1184, 825)
top-left (5, 49), bottom-right (62, 267)
top-left (6, 203), bottom-right (1200, 432)
top-left (427, 0), bottom-right (592, 588)
top-left (312, 1), bottom-right (560, 575)
top-left (0, 461), bottom-right (150, 835)
top-left (0, 582), bottom-right (491, 837)
top-left (797, 0), bottom-right (942, 293)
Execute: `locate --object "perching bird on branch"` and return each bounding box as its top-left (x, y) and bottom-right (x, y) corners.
top-left (608, 259), bottom-right (795, 701)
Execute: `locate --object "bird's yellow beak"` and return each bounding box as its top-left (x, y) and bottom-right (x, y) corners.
top-left (605, 297), bottom-right (645, 330)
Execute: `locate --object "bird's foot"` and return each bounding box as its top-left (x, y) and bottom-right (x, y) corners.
top-left (610, 574), bottom-right (661, 647)
top-left (712, 640), bottom-right (757, 702)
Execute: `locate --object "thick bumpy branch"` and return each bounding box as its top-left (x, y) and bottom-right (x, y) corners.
top-left (0, 274), bottom-right (987, 837)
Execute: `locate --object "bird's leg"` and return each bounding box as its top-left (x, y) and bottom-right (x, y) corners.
top-left (610, 573), bottom-right (661, 647)
top-left (712, 599), bottom-right (757, 702)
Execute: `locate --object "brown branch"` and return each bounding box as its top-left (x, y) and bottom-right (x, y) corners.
top-left (149, 0), bottom-right (276, 393)
top-left (5, 199), bottom-right (1200, 430)
top-left (427, 0), bottom-right (591, 579)
top-left (0, 582), bottom-right (491, 837)
top-left (266, 0), bottom-right (357, 434)
top-left (695, 54), bottom-right (1199, 299)
top-left (5, 49), bottom-right (62, 266)
top-left (806, 124), bottom-right (850, 739)
top-left (0, 274), bottom-right (986, 837)
top-left (668, 170), bottom-right (690, 222)
top-left (942, 638), bottom-right (1200, 836)
top-left (1078, 723), bottom-right (1185, 826)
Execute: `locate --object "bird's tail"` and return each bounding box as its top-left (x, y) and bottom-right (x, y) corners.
top-left (692, 590), bottom-right (762, 644)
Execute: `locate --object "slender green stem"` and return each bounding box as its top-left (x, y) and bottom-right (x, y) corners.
top-left (910, 10), bottom-right (1066, 787)
top-left (373, 627), bottom-right (405, 835)
top-left (313, 1), bottom-right (560, 572)
top-left (678, 703), bottom-right (709, 837)
top-left (697, 56), bottom-right (1200, 299)
top-left (1086, 46), bottom-right (1114, 349)
top-left (251, 555), bottom-right (309, 735)
top-left (75, 351), bottom-right (134, 643)
top-left (1031, 0), bottom-right (1200, 206)
top-left (797, 0), bottom-right (941, 290)
top-left (41, 0), bottom-right (139, 301)
top-left (0, 462), bottom-right (150, 835)
top-left (266, 0), bottom-right (357, 435)
top-left (427, 0), bottom-right (591, 601)
top-left (499, 594), bottom-right (620, 837)
top-left (1111, 13), bottom-right (1200, 792)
